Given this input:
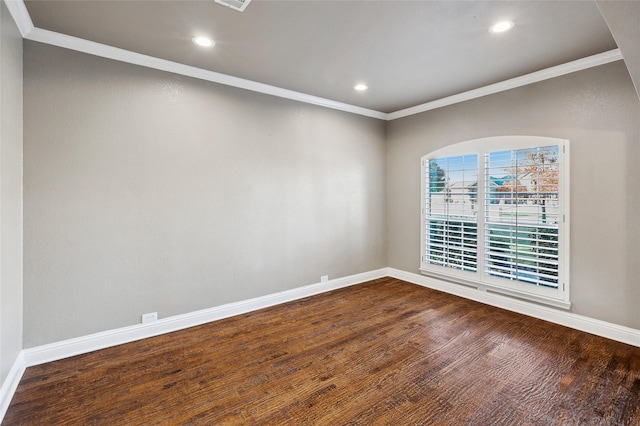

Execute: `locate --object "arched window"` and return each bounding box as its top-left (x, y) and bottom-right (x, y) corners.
top-left (421, 136), bottom-right (570, 308)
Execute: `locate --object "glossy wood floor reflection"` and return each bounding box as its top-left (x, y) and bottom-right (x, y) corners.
top-left (5, 278), bottom-right (640, 425)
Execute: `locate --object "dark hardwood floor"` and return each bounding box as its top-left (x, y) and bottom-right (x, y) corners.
top-left (4, 277), bottom-right (640, 425)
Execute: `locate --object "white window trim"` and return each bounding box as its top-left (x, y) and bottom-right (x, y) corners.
top-left (420, 136), bottom-right (570, 309)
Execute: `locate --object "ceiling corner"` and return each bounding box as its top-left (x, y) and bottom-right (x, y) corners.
top-left (4, 0), bottom-right (33, 38)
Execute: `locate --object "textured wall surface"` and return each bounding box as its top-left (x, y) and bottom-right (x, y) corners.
top-left (20, 36), bottom-right (640, 349)
top-left (598, 1), bottom-right (640, 100)
top-left (23, 42), bottom-right (387, 347)
top-left (387, 61), bottom-right (640, 329)
top-left (0, 1), bottom-right (24, 383)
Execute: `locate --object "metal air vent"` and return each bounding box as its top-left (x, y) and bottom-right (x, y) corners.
top-left (215, 0), bottom-right (252, 12)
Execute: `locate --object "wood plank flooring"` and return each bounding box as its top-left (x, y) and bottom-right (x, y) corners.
top-left (4, 278), bottom-right (640, 425)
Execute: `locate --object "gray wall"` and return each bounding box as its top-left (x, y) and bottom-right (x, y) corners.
top-left (387, 61), bottom-right (640, 330)
top-left (23, 42), bottom-right (387, 347)
top-left (20, 35), bottom-right (640, 348)
top-left (598, 1), bottom-right (640, 100)
top-left (0, 1), bottom-right (23, 384)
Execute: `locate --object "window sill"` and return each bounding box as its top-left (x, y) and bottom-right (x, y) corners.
top-left (419, 268), bottom-right (571, 310)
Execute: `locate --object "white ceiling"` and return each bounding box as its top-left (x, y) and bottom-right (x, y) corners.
top-left (22, 0), bottom-right (617, 114)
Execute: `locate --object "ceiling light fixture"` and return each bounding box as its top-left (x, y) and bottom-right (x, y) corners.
top-left (354, 84), bottom-right (368, 91)
top-left (489, 21), bottom-right (515, 33)
top-left (215, 0), bottom-right (252, 12)
top-left (192, 36), bottom-right (215, 47)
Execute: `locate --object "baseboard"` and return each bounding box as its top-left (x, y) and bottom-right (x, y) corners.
top-left (3, 266), bottom-right (638, 424)
top-left (23, 268), bottom-right (389, 367)
top-left (387, 267), bottom-right (640, 348)
top-left (0, 351), bottom-right (26, 422)
top-left (20, 267), bottom-right (640, 367)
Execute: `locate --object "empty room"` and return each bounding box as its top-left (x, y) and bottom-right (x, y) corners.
top-left (1, 0), bottom-right (639, 424)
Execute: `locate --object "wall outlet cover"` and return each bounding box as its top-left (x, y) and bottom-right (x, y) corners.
top-left (321, 275), bottom-right (329, 283)
top-left (141, 312), bottom-right (158, 323)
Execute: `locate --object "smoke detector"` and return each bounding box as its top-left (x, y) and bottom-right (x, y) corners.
top-left (215, 0), bottom-right (252, 12)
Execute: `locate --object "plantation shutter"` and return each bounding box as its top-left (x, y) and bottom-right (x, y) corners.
top-left (484, 146), bottom-right (560, 288)
top-left (425, 154), bottom-right (478, 272)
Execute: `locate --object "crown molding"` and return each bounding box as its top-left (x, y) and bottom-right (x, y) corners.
top-left (2, 0), bottom-right (627, 121)
top-left (388, 49), bottom-right (624, 120)
top-left (24, 27), bottom-right (388, 120)
top-left (3, 0), bottom-right (34, 37)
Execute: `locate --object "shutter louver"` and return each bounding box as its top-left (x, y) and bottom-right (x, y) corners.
top-left (425, 155), bottom-right (478, 272)
top-left (484, 146), bottom-right (560, 288)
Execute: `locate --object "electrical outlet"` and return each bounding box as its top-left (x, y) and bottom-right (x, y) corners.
top-left (141, 312), bottom-right (158, 324)
top-left (321, 275), bottom-right (329, 283)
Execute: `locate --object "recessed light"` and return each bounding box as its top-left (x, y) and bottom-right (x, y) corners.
top-left (489, 21), bottom-right (514, 33)
top-left (354, 84), bottom-right (368, 91)
top-left (192, 36), bottom-right (215, 47)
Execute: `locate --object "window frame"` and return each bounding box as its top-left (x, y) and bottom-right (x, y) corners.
top-left (420, 136), bottom-right (570, 309)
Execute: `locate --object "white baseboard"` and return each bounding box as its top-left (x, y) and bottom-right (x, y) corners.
top-left (16, 267), bottom-right (640, 366)
top-left (1, 269), bottom-right (385, 424)
top-left (2, 267), bottom-right (638, 425)
top-left (0, 351), bottom-right (26, 422)
top-left (387, 267), bottom-right (640, 348)
top-left (23, 268), bottom-right (389, 367)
